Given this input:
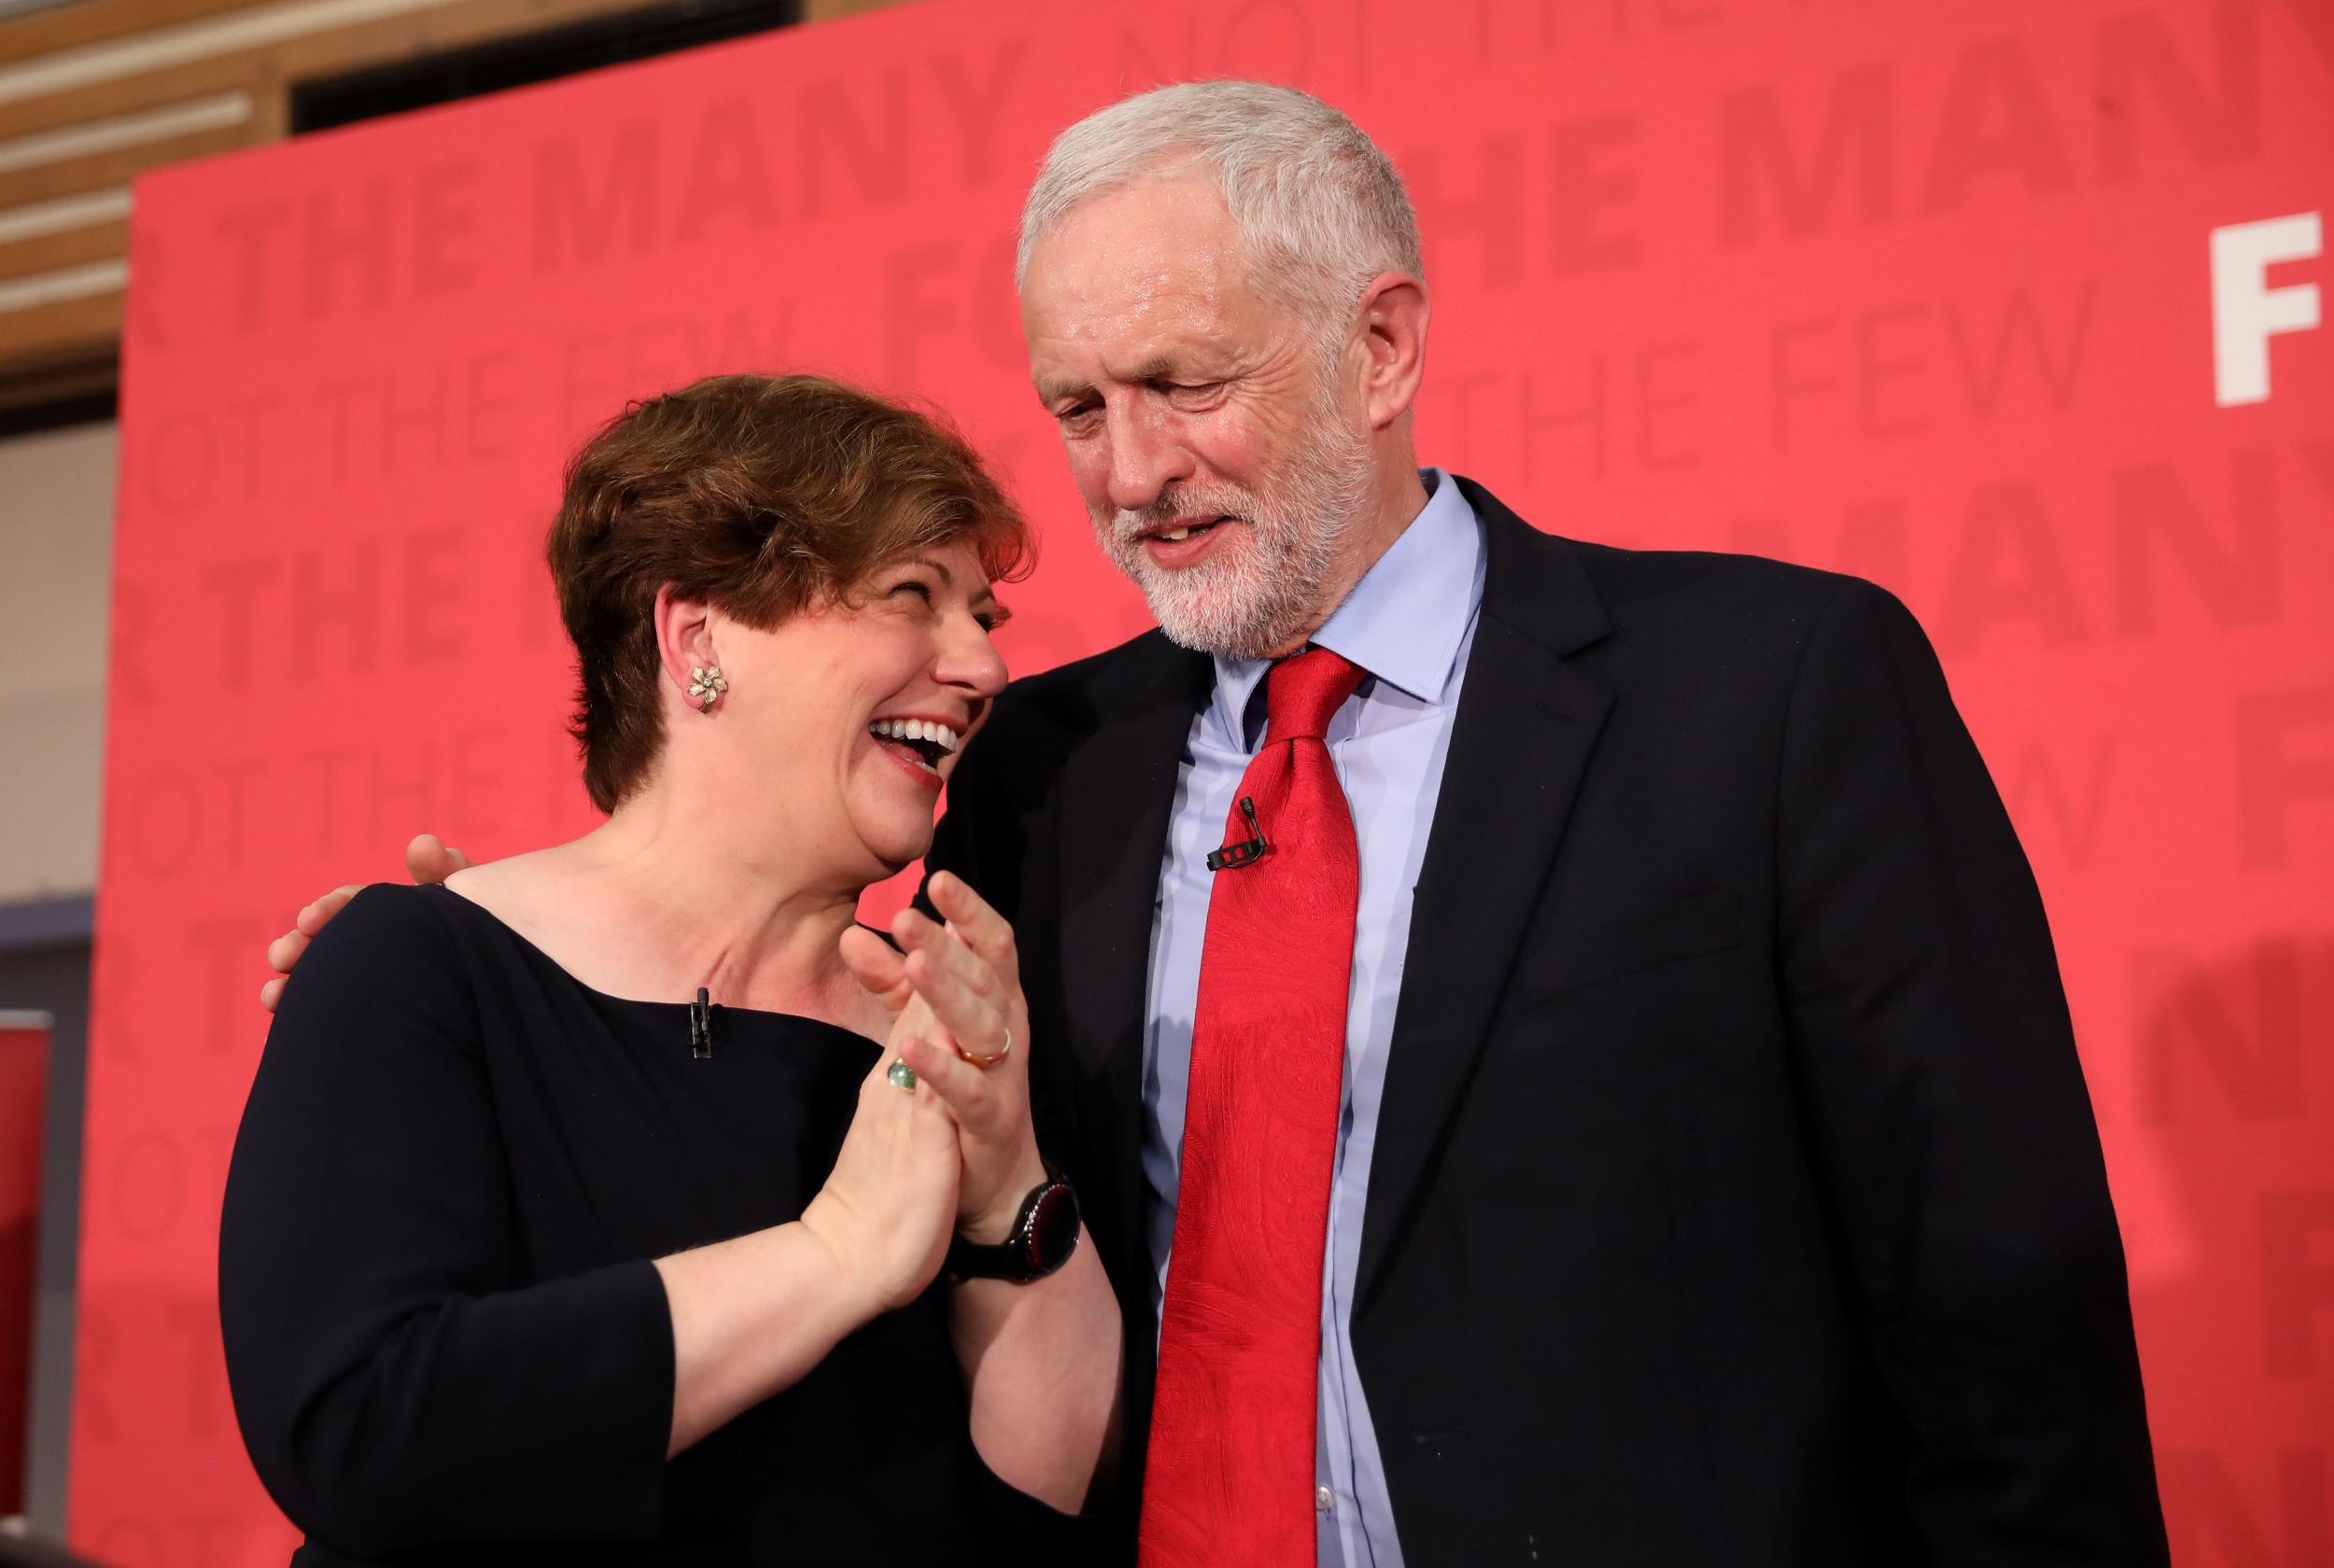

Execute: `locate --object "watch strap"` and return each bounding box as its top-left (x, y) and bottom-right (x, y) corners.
top-left (947, 1177), bottom-right (1077, 1283)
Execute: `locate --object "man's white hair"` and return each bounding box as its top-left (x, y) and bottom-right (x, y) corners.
top-left (1017, 80), bottom-right (1423, 332)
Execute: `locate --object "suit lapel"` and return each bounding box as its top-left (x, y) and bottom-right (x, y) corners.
top-left (1054, 637), bottom-right (1212, 1280)
top-left (1357, 483), bottom-right (1615, 1308)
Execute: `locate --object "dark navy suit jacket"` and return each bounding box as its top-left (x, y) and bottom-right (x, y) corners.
top-left (923, 479), bottom-right (2168, 1566)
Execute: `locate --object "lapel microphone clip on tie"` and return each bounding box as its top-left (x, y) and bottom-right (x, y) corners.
top-left (690, 987), bottom-right (712, 1059)
top-left (1206, 796), bottom-right (1269, 872)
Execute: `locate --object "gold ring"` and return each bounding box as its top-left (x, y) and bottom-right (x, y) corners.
top-left (956, 1027), bottom-right (1012, 1071)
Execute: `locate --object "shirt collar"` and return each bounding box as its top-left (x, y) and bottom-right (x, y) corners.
top-left (1205, 468), bottom-right (1484, 748)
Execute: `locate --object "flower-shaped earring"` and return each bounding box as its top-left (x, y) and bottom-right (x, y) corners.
top-left (687, 665), bottom-right (728, 713)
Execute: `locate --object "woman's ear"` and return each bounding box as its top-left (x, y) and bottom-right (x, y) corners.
top-left (654, 586), bottom-right (724, 711)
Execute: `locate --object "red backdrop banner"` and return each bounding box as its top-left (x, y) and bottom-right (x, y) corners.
top-left (87, 0), bottom-right (2333, 1561)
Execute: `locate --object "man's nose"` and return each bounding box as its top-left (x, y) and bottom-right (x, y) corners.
top-left (1103, 408), bottom-right (1190, 514)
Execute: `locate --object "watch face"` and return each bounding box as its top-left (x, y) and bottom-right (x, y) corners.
top-left (1022, 1182), bottom-right (1082, 1274)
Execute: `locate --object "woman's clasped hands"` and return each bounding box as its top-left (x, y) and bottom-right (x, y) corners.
top-left (804, 872), bottom-right (1051, 1314)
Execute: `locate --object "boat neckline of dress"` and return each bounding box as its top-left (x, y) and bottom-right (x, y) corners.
top-left (418, 881), bottom-right (887, 1042)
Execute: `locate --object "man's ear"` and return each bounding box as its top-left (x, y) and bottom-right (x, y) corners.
top-left (1357, 271), bottom-right (1430, 432)
top-left (654, 586), bottom-right (721, 704)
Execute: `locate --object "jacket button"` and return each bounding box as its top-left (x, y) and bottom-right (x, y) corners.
top-left (1315, 1486), bottom-right (1333, 1512)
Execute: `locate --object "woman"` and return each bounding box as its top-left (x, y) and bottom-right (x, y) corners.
top-left (218, 373), bottom-right (1121, 1563)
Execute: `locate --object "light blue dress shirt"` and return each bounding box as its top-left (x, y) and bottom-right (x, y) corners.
top-left (1141, 469), bottom-right (1485, 1568)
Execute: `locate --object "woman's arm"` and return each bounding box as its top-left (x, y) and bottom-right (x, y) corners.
top-left (659, 1078), bottom-right (1118, 1494)
top-left (661, 1057), bottom-right (963, 1456)
top-left (224, 887), bottom-right (670, 1554)
top-left (947, 1206), bottom-right (1125, 1512)
top-left (846, 874), bottom-right (1125, 1513)
top-left (223, 886), bottom-right (958, 1555)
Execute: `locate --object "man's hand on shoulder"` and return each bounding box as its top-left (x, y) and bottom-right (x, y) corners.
top-left (260, 833), bottom-right (472, 1012)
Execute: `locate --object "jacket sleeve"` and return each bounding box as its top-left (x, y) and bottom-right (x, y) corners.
top-left (923, 717), bottom-right (1062, 1151)
top-left (921, 711), bottom-right (1019, 925)
top-left (1774, 579), bottom-right (2169, 1563)
top-left (218, 886), bottom-right (674, 1557)
top-left (927, 720), bottom-right (1133, 1554)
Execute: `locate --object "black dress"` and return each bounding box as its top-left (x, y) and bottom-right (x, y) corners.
top-left (219, 883), bottom-right (1056, 1566)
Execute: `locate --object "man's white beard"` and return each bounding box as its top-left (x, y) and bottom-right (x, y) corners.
top-left (1093, 408), bottom-right (1376, 660)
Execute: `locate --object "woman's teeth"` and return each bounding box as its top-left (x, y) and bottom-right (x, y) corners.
top-left (867, 717), bottom-right (961, 753)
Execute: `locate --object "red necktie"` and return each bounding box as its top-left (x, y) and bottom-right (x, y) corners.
top-left (1141, 647), bottom-right (1368, 1568)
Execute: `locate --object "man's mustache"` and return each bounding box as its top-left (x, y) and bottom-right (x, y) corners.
top-left (1102, 487), bottom-right (1259, 545)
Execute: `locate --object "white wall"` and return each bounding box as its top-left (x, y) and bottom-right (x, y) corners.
top-left (0, 421), bottom-right (114, 903)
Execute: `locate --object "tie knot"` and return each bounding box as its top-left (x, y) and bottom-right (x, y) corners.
top-left (1263, 647), bottom-right (1365, 745)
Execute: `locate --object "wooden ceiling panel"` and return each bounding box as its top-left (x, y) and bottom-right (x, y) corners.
top-left (0, 214), bottom-right (127, 280)
top-left (0, 287), bottom-right (119, 369)
top-left (0, 0), bottom-right (272, 68)
top-left (0, 119), bottom-right (253, 207)
top-left (0, 45), bottom-right (268, 140)
top-left (0, 0), bottom-right (898, 402)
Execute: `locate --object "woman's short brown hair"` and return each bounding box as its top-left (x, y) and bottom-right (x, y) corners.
top-left (548, 372), bottom-right (1031, 812)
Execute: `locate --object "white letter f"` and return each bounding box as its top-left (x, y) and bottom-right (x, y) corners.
top-left (2212, 213), bottom-right (2322, 407)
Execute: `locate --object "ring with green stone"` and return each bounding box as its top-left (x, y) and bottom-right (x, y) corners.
top-left (886, 1057), bottom-right (918, 1092)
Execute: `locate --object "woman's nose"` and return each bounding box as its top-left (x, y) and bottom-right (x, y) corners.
top-left (939, 617), bottom-right (1009, 698)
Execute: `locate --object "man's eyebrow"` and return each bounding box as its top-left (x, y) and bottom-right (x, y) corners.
top-left (904, 554), bottom-right (955, 588)
top-left (1125, 354), bottom-right (1181, 383)
top-left (1035, 353), bottom-right (1203, 406)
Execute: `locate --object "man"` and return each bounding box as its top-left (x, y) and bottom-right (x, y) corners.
top-left (269, 82), bottom-right (2167, 1566)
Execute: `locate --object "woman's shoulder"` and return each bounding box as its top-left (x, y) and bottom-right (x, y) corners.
top-left (275, 883), bottom-right (488, 1021)
top-left (433, 857), bottom-right (604, 980)
top-left (436, 851), bottom-right (584, 944)
top-left (315, 880), bottom-right (468, 949)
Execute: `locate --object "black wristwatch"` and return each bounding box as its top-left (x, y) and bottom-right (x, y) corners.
top-left (947, 1176), bottom-right (1081, 1283)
